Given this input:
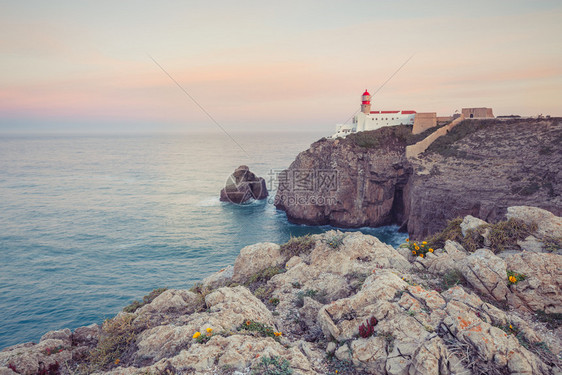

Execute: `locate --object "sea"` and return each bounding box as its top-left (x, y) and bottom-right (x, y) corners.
top-left (0, 131), bottom-right (407, 349)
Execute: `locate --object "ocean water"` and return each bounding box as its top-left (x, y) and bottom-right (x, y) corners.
top-left (0, 132), bottom-right (407, 349)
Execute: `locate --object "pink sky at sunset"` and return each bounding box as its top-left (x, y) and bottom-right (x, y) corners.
top-left (1, 1), bottom-right (561, 134)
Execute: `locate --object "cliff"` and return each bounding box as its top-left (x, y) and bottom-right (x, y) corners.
top-left (408, 119), bottom-right (561, 238)
top-left (274, 126), bottom-right (424, 228)
top-left (275, 118), bottom-right (562, 238)
top-left (1, 207), bottom-right (560, 374)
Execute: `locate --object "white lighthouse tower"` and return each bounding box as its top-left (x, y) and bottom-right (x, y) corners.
top-left (331, 89), bottom-right (417, 138)
top-left (361, 89), bottom-right (371, 114)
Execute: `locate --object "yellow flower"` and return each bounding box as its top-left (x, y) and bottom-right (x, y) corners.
top-left (406, 238), bottom-right (409, 242)
top-left (428, 248), bottom-right (434, 253)
top-left (412, 250), bottom-right (416, 255)
top-left (246, 321), bottom-right (251, 326)
top-left (508, 275), bottom-right (517, 283)
top-left (274, 332), bottom-right (282, 337)
top-left (206, 327), bottom-right (213, 333)
top-left (114, 359), bottom-right (120, 365)
top-left (193, 332), bottom-right (201, 339)
top-left (420, 253), bottom-right (424, 258)
top-left (422, 241), bottom-right (427, 245)
top-left (509, 324), bottom-right (513, 329)
top-left (415, 245), bottom-right (420, 250)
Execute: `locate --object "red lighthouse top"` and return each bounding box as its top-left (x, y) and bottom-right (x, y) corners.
top-left (362, 89), bottom-right (370, 96)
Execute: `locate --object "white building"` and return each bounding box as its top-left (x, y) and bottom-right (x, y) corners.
top-left (332, 90), bottom-right (416, 138)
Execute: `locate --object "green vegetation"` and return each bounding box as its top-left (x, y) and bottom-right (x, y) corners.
top-left (295, 289), bottom-right (327, 307)
top-left (280, 234), bottom-right (315, 259)
top-left (238, 319), bottom-right (281, 341)
top-left (440, 269), bottom-right (467, 291)
top-left (424, 218), bottom-right (464, 250)
top-left (323, 233), bottom-right (346, 249)
top-left (251, 356), bottom-right (293, 375)
top-left (423, 217), bottom-right (537, 254)
top-left (326, 357), bottom-right (361, 375)
top-left (536, 310), bottom-right (562, 329)
top-left (123, 288), bottom-right (168, 313)
top-left (246, 266), bottom-right (285, 285)
top-left (486, 219), bottom-right (537, 253)
top-left (189, 283), bottom-right (215, 312)
top-left (85, 313), bottom-right (140, 372)
top-left (543, 236), bottom-right (562, 252)
top-left (347, 125), bottom-right (428, 149)
top-left (424, 119), bottom-right (496, 156)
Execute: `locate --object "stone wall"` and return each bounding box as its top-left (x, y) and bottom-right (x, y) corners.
top-left (412, 112), bottom-right (437, 134)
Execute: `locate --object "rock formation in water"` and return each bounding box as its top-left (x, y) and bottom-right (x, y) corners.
top-left (274, 119), bottom-right (562, 238)
top-left (1, 207), bottom-right (560, 374)
top-left (220, 165), bottom-right (268, 204)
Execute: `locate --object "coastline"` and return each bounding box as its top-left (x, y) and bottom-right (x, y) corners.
top-left (1, 206), bottom-right (560, 374)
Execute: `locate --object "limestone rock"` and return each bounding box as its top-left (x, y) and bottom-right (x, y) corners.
top-left (505, 252), bottom-right (562, 313)
top-left (137, 289), bottom-right (199, 316)
top-left (0, 339), bottom-right (71, 375)
top-left (232, 242), bottom-right (283, 283)
top-left (202, 265), bottom-right (233, 289)
top-left (422, 240), bottom-right (468, 275)
top-left (40, 328), bottom-right (72, 346)
top-left (506, 206), bottom-right (562, 238)
top-left (156, 335), bottom-right (313, 374)
top-left (220, 165), bottom-right (268, 204)
top-left (135, 286), bottom-right (275, 362)
top-left (460, 248), bottom-right (508, 302)
top-left (72, 323), bottom-right (100, 347)
top-left (460, 215), bottom-right (488, 236)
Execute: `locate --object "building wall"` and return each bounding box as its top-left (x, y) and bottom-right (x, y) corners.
top-left (412, 112), bottom-right (437, 134)
top-left (462, 107), bottom-right (494, 119)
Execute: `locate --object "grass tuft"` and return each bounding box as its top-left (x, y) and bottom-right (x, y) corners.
top-left (280, 235), bottom-right (315, 259)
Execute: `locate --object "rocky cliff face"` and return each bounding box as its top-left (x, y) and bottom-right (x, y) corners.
top-left (274, 126), bottom-right (417, 228)
top-left (275, 119), bottom-right (562, 238)
top-left (1, 208), bottom-right (560, 374)
top-left (408, 119), bottom-right (561, 238)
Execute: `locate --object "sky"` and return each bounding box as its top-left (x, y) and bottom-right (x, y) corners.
top-left (1, 0), bottom-right (561, 134)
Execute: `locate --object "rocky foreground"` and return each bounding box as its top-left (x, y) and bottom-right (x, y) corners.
top-left (274, 118), bottom-right (562, 239)
top-left (1, 206), bottom-right (561, 375)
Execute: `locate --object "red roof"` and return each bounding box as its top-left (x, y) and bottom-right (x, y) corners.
top-left (362, 90), bottom-right (370, 96)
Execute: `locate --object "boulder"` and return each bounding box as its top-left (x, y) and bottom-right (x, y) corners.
top-left (134, 286), bottom-right (276, 362)
top-left (505, 252), bottom-right (562, 313)
top-left (460, 215), bottom-right (487, 236)
top-left (460, 248), bottom-right (508, 302)
top-left (232, 242), bottom-right (283, 283)
top-left (202, 265), bottom-right (234, 289)
top-left (220, 165), bottom-right (268, 204)
top-left (506, 206), bottom-right (562, 238)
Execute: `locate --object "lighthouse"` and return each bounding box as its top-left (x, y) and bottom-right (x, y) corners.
top-left (361, 89), bottom-right (371, 114)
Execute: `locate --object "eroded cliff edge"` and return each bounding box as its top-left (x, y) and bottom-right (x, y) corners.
top-left (275, 119), bottom-right (562, 238)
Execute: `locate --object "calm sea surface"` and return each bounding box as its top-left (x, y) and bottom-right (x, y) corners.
top-left (0, 132), bottom-right (406, 349)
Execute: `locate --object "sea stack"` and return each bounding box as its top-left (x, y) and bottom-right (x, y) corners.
top-left (220, 165), bottom-right (268, 204)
